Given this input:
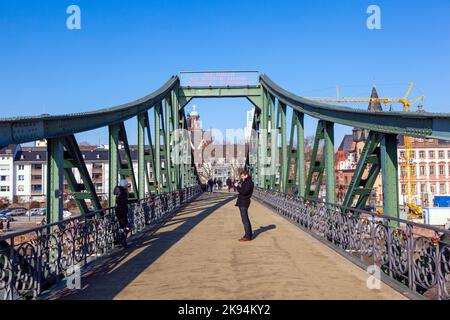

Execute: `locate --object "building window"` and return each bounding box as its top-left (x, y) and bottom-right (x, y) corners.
top-left (401, 184), bottom-right (406, 194)
top-left (32, 185), bottom-right (42, 191)
top-left (430, 184), bottom-right (435, 193)
top-left (448, 150), bottom-right (450, 158)
top-left (36, 154), bottom-right (40, 160)
top-left (399, 151), bottom-right (405, 159)
top-left (429, 150), bottom-right (435, 159)
top-left (18, 165), bottom-right (24, 170)
top-left (429, 165), bottom-right (435, 176)
top-left (439, 150), bottom-right (445, 159)
top-left (440, 183), bottom-right (446, 194)
top-left (0, 175), bottom-right (8, 181)
top-left (439, 165), bottom-right (445, 176)
top-left (18, 175), bottom-right (25, 181)
top-left (0, 186), bottom-right (10, 192)
top-left (419, 165), bottom-right (425, 176)
top-left (95, 183), bottom-right (103, 191)
top-left (32, 164), bottom-right (42, 170)
top-left (18, 185), bottom-right (24, 192)
top-left (32, 175), bottom-right (42, 180)
top-left (400, 166), bottom-right (406, 177)
top-left (92, 173), bottom-right (102, 179)
top-left (411, 151), bottom-right (416, 159)
top-left (420, 184), bottom-right (426, 193)
top-left (419, 151), bottom-right (425, 159)
top-left (93, 163), bottom-right (103, 169)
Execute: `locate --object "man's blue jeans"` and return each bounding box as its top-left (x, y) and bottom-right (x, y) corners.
top-left (239, 206), bottom-right (252, 239)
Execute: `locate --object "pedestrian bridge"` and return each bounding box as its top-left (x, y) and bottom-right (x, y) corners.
top-left (1, 71), bottom-right (450, 300)
top-left (45, 191), bottom-right (404, 300)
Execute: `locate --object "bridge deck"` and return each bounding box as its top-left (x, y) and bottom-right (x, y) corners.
top-left (50, 192), bottom-right (406, 300)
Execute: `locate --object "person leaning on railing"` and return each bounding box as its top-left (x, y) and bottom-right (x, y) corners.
top-left (113, 178), bottom-right (131, 248)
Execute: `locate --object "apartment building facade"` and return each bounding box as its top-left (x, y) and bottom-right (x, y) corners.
top-left (398, 137), bottom-right (450, 206)
top-left (0, 144), bottom-right (145, 204)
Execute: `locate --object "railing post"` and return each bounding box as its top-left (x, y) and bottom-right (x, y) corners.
top-left (381, 134), bottom-right (400, 226)
top-left (46, 137), bottom-right (64, 224)
top-left (324, 121), bottom-right (336, 204)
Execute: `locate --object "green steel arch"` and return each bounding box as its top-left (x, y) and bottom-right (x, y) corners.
top-left (2, 71), bottom-right (450, 225)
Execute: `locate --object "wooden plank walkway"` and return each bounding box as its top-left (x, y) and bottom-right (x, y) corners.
top-left (50, 192), bottom-right (406, 300)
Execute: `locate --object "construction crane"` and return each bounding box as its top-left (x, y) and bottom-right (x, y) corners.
top-left (307, 83), bottom-right (425, 218)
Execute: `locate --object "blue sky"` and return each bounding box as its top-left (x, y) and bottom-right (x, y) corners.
top-left (1, 0), bottom-right (450, 145)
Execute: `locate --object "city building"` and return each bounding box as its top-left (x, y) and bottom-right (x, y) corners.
top-left (398, 136), bottom-right (450, 207)
top-left (0, 144), bottom-right (20, 202)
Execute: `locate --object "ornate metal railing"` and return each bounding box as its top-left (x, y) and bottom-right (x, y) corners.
top-left (253, 188), bottom-right (450, 300)
top-left (0, 186), bottom-right (201, 300)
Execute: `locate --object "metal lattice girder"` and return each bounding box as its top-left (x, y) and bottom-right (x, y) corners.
top-left (142, 111), bottom-right (158, 194)
top-left (260, 75), bottom-right (450, 141)
top-left (342, 131), bottom-right (384, 209)
top-left (0, 77), bottom-right (178, 148)
top-left (275, 100), bottom-right (287, 192)
top-left (109, 122), bottom-right (138, 201)
top-left (137, 112), bottom-right (146, 199)
top-left (381, 134), bottom-right (400, 226)
top-left (286, 110), bottom-right (305, 196)
top-left (305, 120), bottom-right (325, 198)
top-left (154, 102), bottom-right (162, 193)
top-left (323, 121), bottom-right (335, 204)
top-left (62, 135), bottom-right (102, 214)
top-left (267, 91), bottom-right (276, 189)
top-left (46, 137), bottom-right (64, 224)
top-left (177, 86), bottom-right (262, 111)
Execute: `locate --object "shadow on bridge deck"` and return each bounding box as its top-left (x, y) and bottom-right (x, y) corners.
top-left (49, 191), bottom-right (406, 300)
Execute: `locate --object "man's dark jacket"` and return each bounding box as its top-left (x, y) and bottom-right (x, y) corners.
top-left (113, 186), bottom-right (128, 216)
top-left (235, 177), bottom-right (254, 208)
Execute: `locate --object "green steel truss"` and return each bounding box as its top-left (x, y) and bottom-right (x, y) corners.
top-left (10, 72), bottom-right (445, 225)
top-left (342, 131), bottom-right (383, 209)
top-left (304, 121), bottom-right (326, 198)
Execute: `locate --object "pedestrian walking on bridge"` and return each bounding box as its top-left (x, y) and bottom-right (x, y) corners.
top-left (235, 170), bottom-right (254, 242)
top-left (114, 178), bottom-right (131, 248)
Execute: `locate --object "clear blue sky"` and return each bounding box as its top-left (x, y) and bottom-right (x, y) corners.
top-left (1, 0), bottom-right (450, 145)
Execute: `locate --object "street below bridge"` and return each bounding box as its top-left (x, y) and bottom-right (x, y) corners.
top-left (49, 192), bottom-right (406, 300)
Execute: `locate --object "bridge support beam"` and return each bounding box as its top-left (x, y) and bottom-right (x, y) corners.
top-left (138, 112), bottom-right (146, 199)
top-left (109, 125), bottom-right (119, 207)
top-left (287, 110), bottom-right (305, 196)
top-left (62, 135), bottom-right (101, 213)
top-left (46, 137), bottom-right (64, 224)
top-left (324, 121), bottom-right (335, 204)
top-left (305, 121), bottom-right (325, 198)
top-left (276, 101), bottom-right (287, 192)
top-left (381, 134), bottom-right (400, 226)
top-left (296, 112), bottom-right (306, 196)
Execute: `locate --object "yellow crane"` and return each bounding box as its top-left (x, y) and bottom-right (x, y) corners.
top-left (307, 83), bottom-right (425, 218)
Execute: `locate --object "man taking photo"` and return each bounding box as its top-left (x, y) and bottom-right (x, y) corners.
top-left (234, 170), bottom-right (254, 242)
